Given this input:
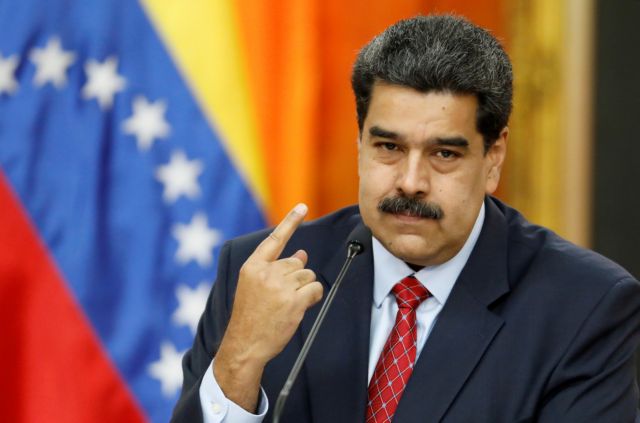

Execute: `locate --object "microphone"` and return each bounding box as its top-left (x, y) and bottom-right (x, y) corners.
top-left (272, 239), bottom-right (365, 423)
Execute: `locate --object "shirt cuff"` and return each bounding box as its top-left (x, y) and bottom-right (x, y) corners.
top-left (199, 359), bottom-right (268, 423)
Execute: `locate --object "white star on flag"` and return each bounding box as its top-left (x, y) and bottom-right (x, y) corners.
top-left (30, 37), bottom-right (76, 88)
top-left (82, 56), bottom-right (126, 109)
top-left (173, 212), bottom-right (221, 267)
top-left (0, 54), bottom-right (20, 95)
top-left (155, 150), bottom-right (203, 203)
top-left (122, 96), bottom-right (170, 151)
top-left (172, 282), bottom-right (211, 335)
top-left (148, 342), bottom-right (185, 398)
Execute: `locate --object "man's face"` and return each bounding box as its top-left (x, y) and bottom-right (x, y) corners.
top-left (358, 81), bottom-right (507, 267)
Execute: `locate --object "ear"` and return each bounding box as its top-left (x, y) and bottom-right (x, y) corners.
top-left (485, 127), bottom-right (508, 194)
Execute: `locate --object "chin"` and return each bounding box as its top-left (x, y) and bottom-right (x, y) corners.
top-left (385, 237), bottom-right (436, 266)
top-left (396, 252), bottom-right (433, 268)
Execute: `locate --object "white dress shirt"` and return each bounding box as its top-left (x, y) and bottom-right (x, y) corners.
top-left (199, 204), bottom-right (485, 422)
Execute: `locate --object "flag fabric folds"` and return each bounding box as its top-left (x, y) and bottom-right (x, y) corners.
top-left (0, 0), bottom-right (265, 421)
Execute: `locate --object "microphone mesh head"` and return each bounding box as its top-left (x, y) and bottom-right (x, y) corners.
top-left (347, 241), bottom-right (364, 258)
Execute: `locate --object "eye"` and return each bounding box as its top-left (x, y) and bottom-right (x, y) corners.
top-left (436, 149), bottom-right (459, 159)
top-left (377, 142), bottom-right (398, 151)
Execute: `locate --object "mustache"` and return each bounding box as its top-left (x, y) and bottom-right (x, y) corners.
top-left (377, 196), bottom-right (444, 220)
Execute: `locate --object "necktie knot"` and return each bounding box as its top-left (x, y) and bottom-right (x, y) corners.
top-left (392, 276), bottom-right (430, 310)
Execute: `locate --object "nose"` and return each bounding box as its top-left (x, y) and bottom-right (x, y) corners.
top-left (396, 152), bottom-right (429, 197)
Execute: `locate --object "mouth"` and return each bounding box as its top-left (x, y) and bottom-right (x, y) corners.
top-left (386, 210), bottom-right (429, 222)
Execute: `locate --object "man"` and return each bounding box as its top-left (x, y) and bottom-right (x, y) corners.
top-left (172, 15), bottom-right (640, 422)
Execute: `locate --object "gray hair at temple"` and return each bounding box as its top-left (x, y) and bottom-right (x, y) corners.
top-left (351, 15), bottom-right (513, 152)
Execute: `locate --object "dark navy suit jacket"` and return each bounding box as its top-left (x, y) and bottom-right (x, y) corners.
top-left (172, 197), bottom-right (640, 422)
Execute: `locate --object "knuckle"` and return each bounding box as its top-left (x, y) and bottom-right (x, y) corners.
top-left (300, 269), bottom-right (315, 282)
top-left (282, 256), bottom-right (303, 269)
top-left (257, 268), bottom-right (269, 283)
top-left (295, 270), bottom-right (310, 284)
top-left (240, 261), bottom-right (266, 283)
top-left (314, 283), bottom-right (324, 300)
top-left (284, 210), bottom-right (297, 222)
top-left (271, 260), bottom-right (287, 274)
top-left (268, 231), bottom-right (281, 243)
top-left (302, 282), bottom-right (323, 305)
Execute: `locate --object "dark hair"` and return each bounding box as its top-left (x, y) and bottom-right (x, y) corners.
top-left (351, 15), bottom-right (513, 151)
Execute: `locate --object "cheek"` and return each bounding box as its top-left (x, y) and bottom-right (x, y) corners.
top-left (431, 173), bottom-right (470, 203)
top-left (359, 161), bottom-right (395, 197)
top-left (458, 164), bottom-right (489, 194)
top-left (359, 173), bottom-right (381, 207)
top-left (431, 172), bottom-right (484, 216)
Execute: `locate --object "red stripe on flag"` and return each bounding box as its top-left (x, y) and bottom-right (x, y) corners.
top-left (0, 171), bottom-right (147, 422)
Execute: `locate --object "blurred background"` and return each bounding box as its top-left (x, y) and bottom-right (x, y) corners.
top-left (0, 0), bottom-right (637, 421)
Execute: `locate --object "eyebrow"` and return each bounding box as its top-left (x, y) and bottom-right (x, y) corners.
top-left (431, 136), bottom-right (470, 149)
top-left (369, 126), bottom-right (399, 140)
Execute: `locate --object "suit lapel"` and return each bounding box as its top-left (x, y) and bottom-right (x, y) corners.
top-left (394, 198), bottom-right (511, 422)
top-left (301, 222), bottom-right (374, 423)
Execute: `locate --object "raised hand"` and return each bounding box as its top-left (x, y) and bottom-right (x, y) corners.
top-left (213, 203), bottom-right (323, 412)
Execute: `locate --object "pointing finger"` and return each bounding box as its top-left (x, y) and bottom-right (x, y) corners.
top-left (253, 203), bottom-right (308, 261)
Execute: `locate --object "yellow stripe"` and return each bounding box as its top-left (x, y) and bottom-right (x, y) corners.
top-left (139, 0), bottom-right (268, 207)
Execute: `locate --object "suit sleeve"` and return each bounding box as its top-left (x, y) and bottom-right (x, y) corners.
top-left (171, 241), bottom-right (235, 423)
top-left (538, 276), bottom-right (640, 422)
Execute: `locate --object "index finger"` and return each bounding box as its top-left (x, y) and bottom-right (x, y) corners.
top-left (253, 203), bottom-right (308, 261)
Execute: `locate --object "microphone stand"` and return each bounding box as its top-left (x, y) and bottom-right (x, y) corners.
top-left (272, 240), bottom-right (364, 423)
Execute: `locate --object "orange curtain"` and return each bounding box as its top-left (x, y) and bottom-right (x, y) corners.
top-left (236, 1), bottom-right (507, 223)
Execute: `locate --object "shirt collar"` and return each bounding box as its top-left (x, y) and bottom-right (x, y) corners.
top-left (372, 202), bottom-right (485, 307)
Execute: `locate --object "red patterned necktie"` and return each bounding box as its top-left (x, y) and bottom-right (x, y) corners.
top-left (365, 276), bottom-right (430, 423)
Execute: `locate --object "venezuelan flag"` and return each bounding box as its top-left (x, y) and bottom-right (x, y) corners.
top-left (0, 0), bottom-right (264, 421)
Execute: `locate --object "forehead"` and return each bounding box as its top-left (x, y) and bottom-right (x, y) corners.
top-left (364, 82), bottom-right (480, 141)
